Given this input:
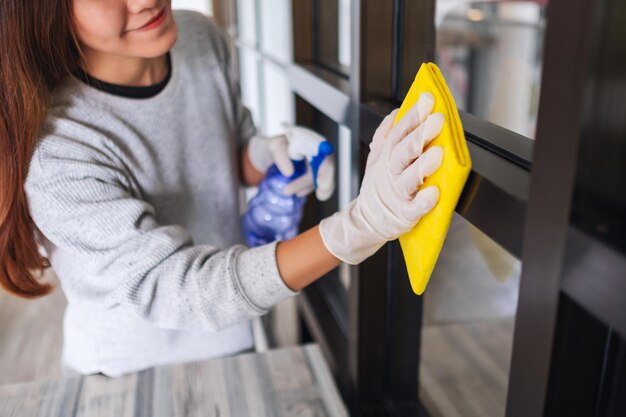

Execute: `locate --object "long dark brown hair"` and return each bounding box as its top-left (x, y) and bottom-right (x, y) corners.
top-left (0, 0), bottom-right (81, 298)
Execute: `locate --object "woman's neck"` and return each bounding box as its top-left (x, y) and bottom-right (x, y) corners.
top-left (80, 48), bottom-right (169, 86)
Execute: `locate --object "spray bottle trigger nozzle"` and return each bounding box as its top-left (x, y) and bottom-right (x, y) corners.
top-left (310, 141), bottom-right (334, 189)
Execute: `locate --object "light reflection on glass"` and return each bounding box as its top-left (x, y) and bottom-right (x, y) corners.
top-left (436, 1), bottom-right (548, 138)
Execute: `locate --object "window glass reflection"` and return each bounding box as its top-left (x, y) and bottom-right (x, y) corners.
top-left (421, 215), bottom-right (521, 417)
top-left (436, 1), bottom-right (547, 138)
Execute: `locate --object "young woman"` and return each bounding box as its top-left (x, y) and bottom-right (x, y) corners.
top-left (0, 0), bottom-right (444, 376)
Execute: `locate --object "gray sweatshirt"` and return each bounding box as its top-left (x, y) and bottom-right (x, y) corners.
top-left (24, 10), bottom-right (298, 377)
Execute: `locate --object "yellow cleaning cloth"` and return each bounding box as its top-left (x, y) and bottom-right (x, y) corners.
top-left (393, 62), bottom-right (472, 295)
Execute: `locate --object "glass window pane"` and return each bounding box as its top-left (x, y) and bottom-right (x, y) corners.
top-left (238, 49), bottom-right (262, 127)
top-left (303, 0), bottom-right (350, 76)
top-left (315, 0), bottom-right (339, 70)
top-left (436, 0), bottom-right (547, 138)
top-left (260, 0), bottom-right (293, 63)
top-left (338, 0), bottom-right (351, 68)
top-left (237, 0), bottom-right (257, 45)
top-left (261, 61), bottom-right (294, 135)
top-left (290, 0), bottom-right (351, 74)
top-left (420, 215), bottom-right (521, 417)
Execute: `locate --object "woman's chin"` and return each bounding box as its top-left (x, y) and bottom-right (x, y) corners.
top-left (132, 22), bottom-right (178, 59)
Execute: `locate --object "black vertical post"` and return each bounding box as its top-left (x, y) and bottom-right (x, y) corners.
top-left (506, 0), bottom-right (600, 415)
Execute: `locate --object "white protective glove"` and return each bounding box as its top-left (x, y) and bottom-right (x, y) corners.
top-left (319, 93), bottom-right (444, 264)
top-left (247, 126), bottom-right (335, 201)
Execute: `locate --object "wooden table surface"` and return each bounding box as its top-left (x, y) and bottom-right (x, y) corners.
top-left (0, 344), bottom-right (347, 417)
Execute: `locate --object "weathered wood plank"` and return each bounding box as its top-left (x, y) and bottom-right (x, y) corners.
top-left (0, 377), bottom-right (82, 417)
top-left (0, 270), bottom-right (65, 385)
top-left (303, 345), bottom-right (347, 417)
top-left (76, 372), bottom-right (138, 417)
top-left (0, 344), bottom-right (347, 417)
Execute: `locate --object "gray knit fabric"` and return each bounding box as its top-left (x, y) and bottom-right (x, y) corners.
top-left (24, 11), bottom-right (298, 377)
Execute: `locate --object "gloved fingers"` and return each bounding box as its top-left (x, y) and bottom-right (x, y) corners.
top-left (372, 108), bottom-right (399, 148)
top-left (315, 183), bottom-right (334, 201)
top-left (315, 155), bottom-right (336, 201)
top-left (297, 184), bottom-right (316, 197)
top-left (389, 113), bottom-right (444, 175)
top-left (280, 121), bottom-right (294, 132)
top-left (247, 135), bottom-right (274, 173)
top-left (386, 92), bottom-right (435, 149)
top-left (368, 109), bottom-right (399, 166)
top-left (407, 186), bottom-right (440, 221)
top-left (395, 146), bottom-right (443, 199)
top-left (417, 92), bottom-right (435, 123)
top-left (283, 123), bottom-right (328, 163)
top-left (283, 171), bottom-right (313, 195)
top-left (269, 135), bottom-right (294, 177)
top-left (283, 158), bottom-right (335, 200)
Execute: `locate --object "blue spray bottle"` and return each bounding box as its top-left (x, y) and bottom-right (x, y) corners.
top-left (242, 135), bottom-right (334, 247)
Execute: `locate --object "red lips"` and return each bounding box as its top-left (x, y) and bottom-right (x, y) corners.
top-left (137, 8), bottom-right (166, 31)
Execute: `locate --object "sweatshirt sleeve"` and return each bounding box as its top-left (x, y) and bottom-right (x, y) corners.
top-left (25, 136), bottom-right (298, 332)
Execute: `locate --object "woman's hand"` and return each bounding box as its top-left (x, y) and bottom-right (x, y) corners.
top-left (245, 126), bottom-right (335, 201)
top-left (319, 92), bottom-right (444, 264)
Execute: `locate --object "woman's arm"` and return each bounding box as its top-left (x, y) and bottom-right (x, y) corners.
top-left (26, 95), bottom-right (440, 336)
top-left (242, 142), bottom-right (340, 290)
top-left (276, 226), bottom-right (341, 291)
top-left (249, 94), bottom-right (444, 292)
top-left (26, 135), bottom-right (300, 333)
top-left (240, 144), bottom-right (265, 186)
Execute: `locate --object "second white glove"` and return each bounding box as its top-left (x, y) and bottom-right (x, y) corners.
top-left (246, 126), bottom-right (335, 201)
top-left (247, 133), bottom-right (294, 177)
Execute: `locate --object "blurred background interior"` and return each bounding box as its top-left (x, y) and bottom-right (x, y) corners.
top-left (2, 1), bottom-right (624, 416)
